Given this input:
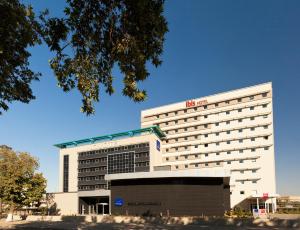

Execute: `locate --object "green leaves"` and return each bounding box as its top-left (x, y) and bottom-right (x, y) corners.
top-left (0, 0), bottom-right (168, 115)
top-left (0, 146), bottom-right (46, 209)
top-left (42, 0), bottom-right (168, 115)
top-left (0, 0), bottom-right (41, 114)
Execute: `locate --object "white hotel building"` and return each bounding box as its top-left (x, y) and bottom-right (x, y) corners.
top-left (53, 82), bottom-right (277, 215)
top-left (141, 82), bottom-right (277, 208)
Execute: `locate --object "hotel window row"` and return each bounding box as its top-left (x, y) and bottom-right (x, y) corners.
top-left (161, 114), bottom-right (270, 136)
top-left (78, 175), bottom-right (105, 181)
top-left (78, 143), bottom-right (149, 157)
top-left (164, 135), bottom-right (271, 153)
top-left (171, 157), bottom-right (259, 169)
top-left (164, 148), bottom-right (269, 162)
top-left (164, 124), bottom-right (270, 144)
top-left (78, 166), bottom-right (107, 172)
top-left (78, 184), bottom-right (107, 191)
top-left (156, 102), bottom-right (269, 127)
top-left (144, 92), bottom-right (269, 120)
top-left (157, 104), bottom-right (270, 129)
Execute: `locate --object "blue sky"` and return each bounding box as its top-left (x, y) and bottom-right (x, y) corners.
top-left (1, 0), bottom-right (300, 195)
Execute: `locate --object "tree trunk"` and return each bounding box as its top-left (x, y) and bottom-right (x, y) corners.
top-left (6, 205), bottom-right (14, 222)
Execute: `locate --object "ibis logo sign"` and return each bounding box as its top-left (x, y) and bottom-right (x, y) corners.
top-left (186, 99), bottom-right (208, 108)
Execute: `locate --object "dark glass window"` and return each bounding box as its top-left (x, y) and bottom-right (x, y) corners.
top-left (63, 155), bottom-right (69, 192)
top-left (107, 152), bottom-right (134, 174)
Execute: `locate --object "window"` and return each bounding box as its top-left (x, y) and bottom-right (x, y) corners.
top-left (194, 117), bottom-right (197, 120)
top-left (215, 123), bottom-right (219, 126)
top-left (252, 169), bottom-right (257, 173)
top-left (204, 134), bottom-right (208, 138)
top-left (252, 181), bottom-right (257, 184)
top-left (250, 117), bottom-right (255, 121)
top-left (185, 137), bottom-right (188, 140)
top-left (263, 115), bottom-right (268, 118)
top-left (250, 106), bottom-right (254, 110)
top-left (226, 121), bottom-right (230, 124)
top-left (263, 104), bottom-right (267, 108)
top-left (63, 155), bottom-right (69, 192)
top-left (195, 145), bottom-right (198, 148)
top-left (204, 105), bottom-right (207, 109)
top-left (239, 150), bottom-right (243, 153)
top-left (194, 108), bottom-right (197, 111)
top-left (175, 129), bottom-right (178, 133)
top-left (184, 128), bottom-right (187, 131)
top-left (250, 96), bottom-right (254, 100)
top-left (175, 166), bottom-right (179, 169)
top-left (204, 115), bottom-right (208, 118)
top-left (184, 155), bottom-right (188, 159)
top-left (239, 139), bottom-right (243, 143)
top-left (184, 109), bottom-right (187, 113)
top-left (227, 151), bottom-right (231, 155)
top-left (216, 162), bottom-right (220, 166)
top-left (238, 98), bottom-right (242, 102)
top-left (251, 138), bottom-right (255, 141)
top-left (185, 146), bottom-right (188, 150)
top-left (264, 136), bottom-right (269, 140)
top-left (226, 111), bottom-right (230, 115)
top-left (264, 147), bottom-right (269, 150)
top-left (227, 141), bottom-right (231, 144)
top-left (216, 152), bottom-right (220, 156)
top-left (240, 170), bottom-right (244, 174)
top-left (215, 103), bottom-right (219, 107)
top-left (175, 111), bottom-right (178, 115)
top-left (251, 148), bottom-right (255, 152)
top-left (264, 125), bottom-right (268, 129)
top-left (238, 119), bottom-right (242, 123)
top-left (241, 181), bottom-right (244, 184)
top-left (175, 120), bottom-right (178, 124)
top-left (262, 93), bottom-right (267, 97)
top-left (216, 132), bottom-right (219, 136)
top-left (166, 113), bottom-right (168, 117)
top-left (166, 149), bottom-right (169, 152)
top-left (166, 157), bottom-right (169, 161)
top-left (238, 109), bottom-right (242, 112)
top-left (226, 101), bottom-right (230, 104)
top-left (204, 144), bottom-right (208, 147)
top-left (240, 191), bottom-right (245, 195)
top-left (184, 118), bottom-right (187, 122)
top-left (239, 160), bottom-right (244, 163)
top-left (227, 161), bottom-right (231, 164)
top-left (251, 127), bottom-right (255, 131)
top-left (205, 153), bottom-right (208, 157)
top-left (205, 163), bottom-right (209, 166)
top-left (216, 142), bottom-right (220, 146)
top-left (239, 129), bottom-right (243, 133)
top-left (204, 124), bottom-right (208, 128)
top-left (175, 156), bottom-right (178, 160)
top-left (227, 131), bottom-right (230, 134)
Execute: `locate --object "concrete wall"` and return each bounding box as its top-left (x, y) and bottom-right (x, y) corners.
top-left (52, 192), bottom-right (78, 215)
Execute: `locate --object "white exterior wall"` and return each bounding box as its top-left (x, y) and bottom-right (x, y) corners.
top-left (52, 192), bottom-right (78, 215)
top-left (141, 82), bottom-right (276, 208)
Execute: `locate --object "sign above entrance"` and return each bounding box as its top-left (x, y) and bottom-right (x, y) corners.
top-left (185, 99), bottom-right (208, 108)
top-left (114, 198), bottom-right (124, 206)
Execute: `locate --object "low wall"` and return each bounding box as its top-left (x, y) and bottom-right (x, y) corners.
top-left (24, 215), bottom-right (300, 228)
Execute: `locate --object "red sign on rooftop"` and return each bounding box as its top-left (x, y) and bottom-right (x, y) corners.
top-left (186, 99), bottom-right (208, 108)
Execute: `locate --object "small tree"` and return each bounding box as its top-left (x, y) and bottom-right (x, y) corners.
top-left (0, 146), bottom-right (46, 221)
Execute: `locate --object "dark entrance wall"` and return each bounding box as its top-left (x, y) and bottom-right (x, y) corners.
top-left (111, 177), bottom-right (230, 216)
top-left (79, 196), bottom-right (109, 215)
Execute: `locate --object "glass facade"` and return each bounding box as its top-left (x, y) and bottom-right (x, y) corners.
top-left (107, 152), bottom-right (134, 174)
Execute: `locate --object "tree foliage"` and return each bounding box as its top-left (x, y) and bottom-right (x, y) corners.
top-left (0, 0), bottom-right (42, 114)
top-left (0, 146), bottom-right (47, 212)
top-left (0, 0), bottom-right (168, 115)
